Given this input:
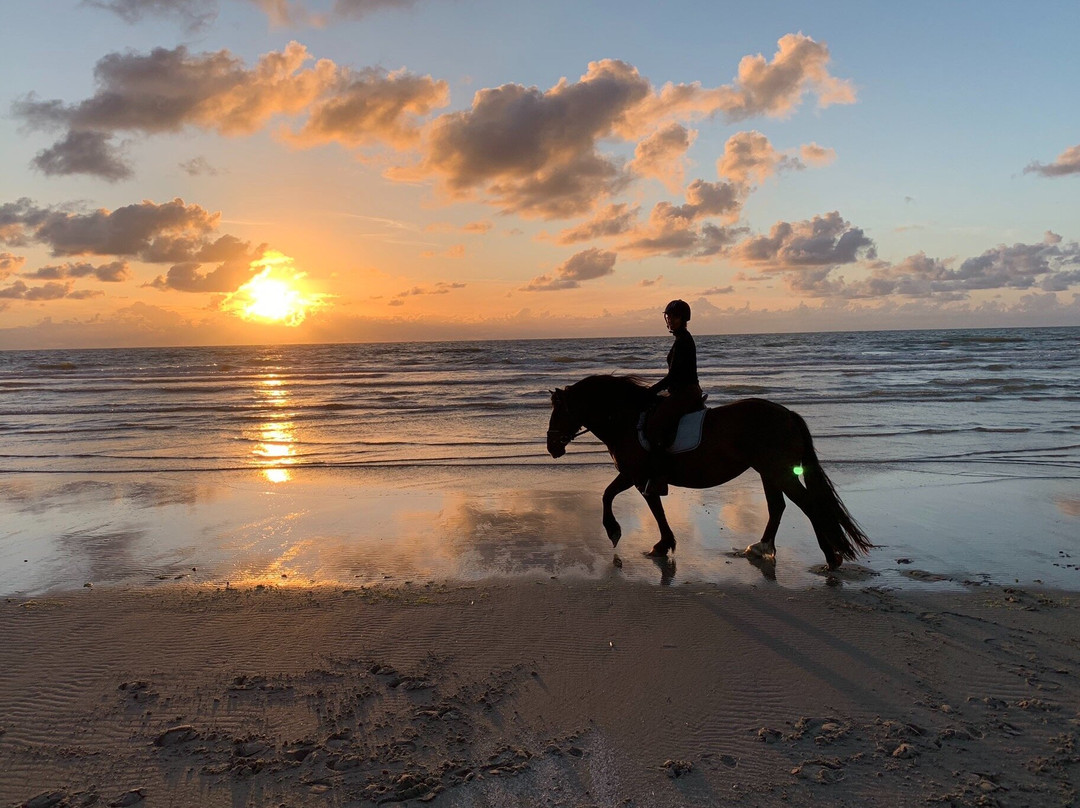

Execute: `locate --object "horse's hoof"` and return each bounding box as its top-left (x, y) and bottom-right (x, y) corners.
top-left (646, 540), bottom-right (675, 558)
top-left (744, 543), bottom-right (775, 562)
top-left (606, 524), bottom-right (622, 547)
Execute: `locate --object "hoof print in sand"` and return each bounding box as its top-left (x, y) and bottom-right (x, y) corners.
top-left (661, 758), bottom-right (694, 778)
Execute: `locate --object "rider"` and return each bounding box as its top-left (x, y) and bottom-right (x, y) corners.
top-left (643, 299), bottom-right (703, 496)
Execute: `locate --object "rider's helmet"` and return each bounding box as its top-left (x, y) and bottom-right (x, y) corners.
top-left (664, 299), bottom-right (691, 322)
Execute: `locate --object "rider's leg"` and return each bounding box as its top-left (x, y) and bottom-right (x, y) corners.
top-left (643, 399), bottom-right (677, 496)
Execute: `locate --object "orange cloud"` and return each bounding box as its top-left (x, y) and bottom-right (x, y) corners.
top-left (0, 253), bottom-right (25, 280)
top-left (716, 131), bottom-right (799, 185)
top-left (22, 260), bottom-right (131, 282)
top-left (15, 42), bottom-right (446, 178)
top-left (1025, 143), bottom-right (1080, 177)
top-left (630, 123), bottom-right (696, 191)
top-left (405, 35), bottom-right (851, 219)
top-left (522, 248), bottom-right (616, 291)
top-left (800, 142), bottom-right (837, 166)
top-left (462, 220), bottom-right (493, 234)
top-left (555, 203), bottom-right (639, 245)
top-left (617, 181), bottom-right (745, 259)
top-left (628, 33), bottom-right (855, 130)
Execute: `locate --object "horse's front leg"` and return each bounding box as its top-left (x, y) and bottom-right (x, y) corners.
top-left (602, 472), bottom-right (634, 547)
top-left (643, 493), bottom-right (677, 557)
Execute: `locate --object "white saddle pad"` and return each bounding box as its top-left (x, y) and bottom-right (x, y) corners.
top-left (638, 408), bottom-right (707, 454)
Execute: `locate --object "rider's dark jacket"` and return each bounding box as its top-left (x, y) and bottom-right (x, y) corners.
top-left (649, 328), bottom-right (699, 395)
top-left (646, 327), bottom-right (703, 448)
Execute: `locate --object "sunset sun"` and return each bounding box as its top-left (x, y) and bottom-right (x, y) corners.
top-left (222, 251), bottom-right (328, 326)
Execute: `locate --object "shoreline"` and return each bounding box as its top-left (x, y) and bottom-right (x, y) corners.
top-left (3, 579), bottom-right (1078, 807)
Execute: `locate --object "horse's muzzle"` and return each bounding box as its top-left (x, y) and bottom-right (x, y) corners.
top-left (546, 430), bottom-right (568, 458)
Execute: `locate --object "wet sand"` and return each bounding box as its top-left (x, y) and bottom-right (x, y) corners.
top-left (3, 465), bottom-right (1079, 596)
top-left (3, 579), bottom-right (1078, 807)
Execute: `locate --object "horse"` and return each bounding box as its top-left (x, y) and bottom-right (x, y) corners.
top-left (545, 374), bottom-right (872, 570)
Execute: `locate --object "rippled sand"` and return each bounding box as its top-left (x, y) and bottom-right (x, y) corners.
top-left (2, 581), bottom-right (1078, 807)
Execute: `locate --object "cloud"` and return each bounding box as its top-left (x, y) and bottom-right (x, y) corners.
top-left (715, 131), bottom-right (833, 187)
top-left (716, 130), bottom-right (799, 185)
top-left (776, 232), bottom-right (1080, 299)
top-left (700, 285), bottom-right (734, 295)
top-left (522, 247), bottom-right (616, 291)
top-left (31, 130), bottom-right (133, 182)
top-left (84, 0), bottom-right (218, 30)
top-left (285, 67), bottom-right (448, 150)
top-left (0, 253), bottom-right (25, 280)
top-left (22, 260), bottom-right (132, 282)
top-left (617, 180), bottom-right (745, 259)
top-left (630, 123), bottom-right (695, 191)
top-left (722, 33), bottom-right (856, 118)
top-left (14, 42), bottom-right (446, 178)
top-left (393, 281), bottom-right (465, 299)
top-left (0, 197), bottom-right (219, 258)
top-left (0, 196), bottom-right (270, 294)
top-left (800, 142), bottom-right (836, 166)
top-left (147, 236), bottom-right (267, 292)
top-left (1025, 144), bottom-right (1080, 177)
top-left (87, 0), bottom-right (419, 27)
top-left (728, 211), bottom-right (875, 270)
top-left (179, 156), bottom-right (222, 176)
top-left (407, 37), bottom-right (850, 219)
top-left (409, 60), bottom-right (649, 217)
top-left (555, 203), bottom-right (639, 245)
top-left (639, 275), bottom-right (663, 287)
top-left (249, 0), bottom-right (322, 25)
top-left (462, 220), bottom-right (493, 234)
top-left (0, 280), bottom-right (75, 300)
top-left (331, 0), bottom-right (419, 20)
top-left (632, 33), bottom-right (855, 127)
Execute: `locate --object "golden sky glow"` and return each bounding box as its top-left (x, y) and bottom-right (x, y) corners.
top-left (1, 3), bottom-right (1079, 348)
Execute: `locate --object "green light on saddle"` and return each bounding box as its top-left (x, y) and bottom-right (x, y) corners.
top-left (793, 465), bottom-right (804, 476)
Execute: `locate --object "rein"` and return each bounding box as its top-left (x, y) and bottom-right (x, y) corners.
top-left (547, 426), bottom-right (590, 446)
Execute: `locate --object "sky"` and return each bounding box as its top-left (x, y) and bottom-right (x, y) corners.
top-left (1, 0), bottom-right (1079, 348)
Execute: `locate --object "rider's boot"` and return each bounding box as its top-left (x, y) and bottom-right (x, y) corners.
top-left (642, 446), bottom-right (669, 496)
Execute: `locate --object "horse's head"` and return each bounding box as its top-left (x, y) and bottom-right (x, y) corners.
top-left (546, 387), bottom-right (582, 459)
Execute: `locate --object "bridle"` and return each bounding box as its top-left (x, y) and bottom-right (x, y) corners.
top-left (547, 389), bottom-right (590, 449)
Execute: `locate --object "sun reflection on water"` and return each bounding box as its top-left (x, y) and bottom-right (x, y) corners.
top-left (251, 375), bottom-right (297, 483)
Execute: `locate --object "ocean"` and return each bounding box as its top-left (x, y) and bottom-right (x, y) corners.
top-left (1, 327), bottom-right (1078, 594)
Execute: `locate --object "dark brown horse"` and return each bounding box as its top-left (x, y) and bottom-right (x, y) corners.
top-left (546, 374), bottom-right (872, 569)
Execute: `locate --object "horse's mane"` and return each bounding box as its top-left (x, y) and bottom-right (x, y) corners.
top-left (568, 374), bottom-right (653, 412)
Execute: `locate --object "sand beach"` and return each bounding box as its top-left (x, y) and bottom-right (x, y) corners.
top-left (3, 577), bottom-right (1079, 807)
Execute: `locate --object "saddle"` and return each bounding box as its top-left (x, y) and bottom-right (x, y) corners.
top-left (637, 397), bottom-right (708, 454)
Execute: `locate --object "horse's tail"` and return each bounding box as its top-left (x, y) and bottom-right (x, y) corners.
top-left (791, 411), bottom-right (874, 561)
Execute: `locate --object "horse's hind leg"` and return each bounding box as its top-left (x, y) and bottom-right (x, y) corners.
top-left (777, 475), bottom-right (842, 569)
top-left (745, 476), bottom-right (784, 561)
top-left (643, 493), bottom-right (676, 557)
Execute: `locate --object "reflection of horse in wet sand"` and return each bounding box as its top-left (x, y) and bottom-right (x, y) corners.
top-left (546, 375), bottom-right (872, 569)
